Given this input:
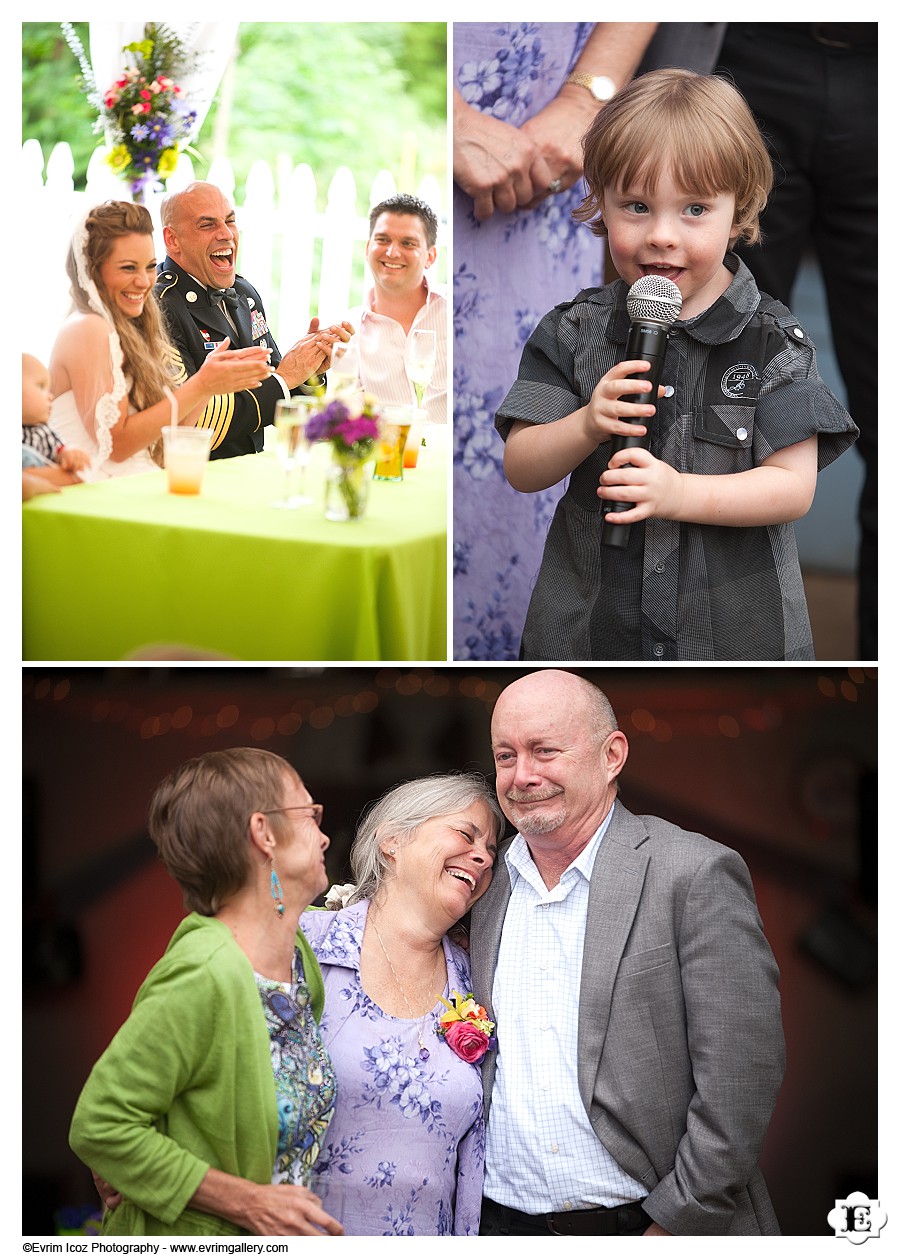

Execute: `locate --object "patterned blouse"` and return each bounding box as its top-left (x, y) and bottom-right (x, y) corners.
top-left (300, 901), bottom-right (486, 1235)
top-left (255, 948), bottom-right (337, 1187)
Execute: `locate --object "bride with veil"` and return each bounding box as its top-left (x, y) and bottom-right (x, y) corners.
top-left (48, 199), bottom-right (273, 481)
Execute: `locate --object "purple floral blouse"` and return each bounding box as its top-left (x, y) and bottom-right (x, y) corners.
top-left (300, 901), bottom-right (486, 1235)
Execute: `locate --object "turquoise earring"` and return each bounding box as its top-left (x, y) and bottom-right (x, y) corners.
top-left (270, 856), bottom-right (284, 917)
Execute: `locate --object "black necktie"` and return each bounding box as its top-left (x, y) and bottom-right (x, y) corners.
top-left (209, 287), bottom-right (240, 310)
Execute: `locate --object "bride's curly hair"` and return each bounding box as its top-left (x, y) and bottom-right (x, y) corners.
top-left (66, 200), bottom-right (180, 413)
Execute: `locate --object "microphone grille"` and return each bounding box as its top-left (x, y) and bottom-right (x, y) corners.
top-left (626, 275), bottom-right (683, 325)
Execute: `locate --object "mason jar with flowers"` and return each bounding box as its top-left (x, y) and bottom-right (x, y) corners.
top-left (306, 396), bottom-right (380, 521)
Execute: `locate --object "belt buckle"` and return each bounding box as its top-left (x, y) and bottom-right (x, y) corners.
top-left (546, 1210), bottom-right (601, 1236)
top-left (546, 1212), bottom-right (566, 1236)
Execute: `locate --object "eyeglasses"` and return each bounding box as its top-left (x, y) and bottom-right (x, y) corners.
top-left (260, 802), bottom-right (324, 826)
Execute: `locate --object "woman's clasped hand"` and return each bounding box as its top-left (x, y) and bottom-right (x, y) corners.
top-left (196, 339), bottom-right (274, 393)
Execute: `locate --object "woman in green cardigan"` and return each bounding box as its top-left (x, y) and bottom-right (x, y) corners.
top-left (69, 748), bottom-right (344, 1237)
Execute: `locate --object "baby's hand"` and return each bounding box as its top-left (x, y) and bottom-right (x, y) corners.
top-left (598, 446), bottom-right (684, 523)
top-left (584, 360), bottom-right (666, 445)
top-left (58, 446), bottom-right (92, 473)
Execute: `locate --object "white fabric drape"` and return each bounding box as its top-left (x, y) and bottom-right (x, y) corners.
top-left (88, 22), bottom-right (240, 139)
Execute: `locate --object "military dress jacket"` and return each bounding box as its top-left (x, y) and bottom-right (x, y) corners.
top-left (155, 256), bottom-right (290, 459)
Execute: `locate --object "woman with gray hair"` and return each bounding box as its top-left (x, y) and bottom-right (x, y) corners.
top-left (301, 772), bottom-right (504, 1235)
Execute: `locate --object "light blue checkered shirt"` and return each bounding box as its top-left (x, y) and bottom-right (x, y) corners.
top-left (483, 804), bottom-right (647, 1212)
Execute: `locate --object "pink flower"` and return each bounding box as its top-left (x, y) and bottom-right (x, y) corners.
top-left (444, 1020), bottom-right (490, 1064)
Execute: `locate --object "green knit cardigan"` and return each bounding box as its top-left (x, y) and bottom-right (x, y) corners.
top-left (69, 913), bottom-right (325, 1236)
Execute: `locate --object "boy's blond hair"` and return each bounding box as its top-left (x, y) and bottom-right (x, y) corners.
top-left (575, 69), bottom-right (773, 247)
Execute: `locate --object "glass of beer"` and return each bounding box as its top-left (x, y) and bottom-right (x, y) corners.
top-left (373, 405), bottom-right (414, 481)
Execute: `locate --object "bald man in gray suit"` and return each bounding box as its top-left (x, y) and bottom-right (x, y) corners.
top-left (472, 670), bottom-right (784, 1236)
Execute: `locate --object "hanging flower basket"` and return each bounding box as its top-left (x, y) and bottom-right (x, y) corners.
top-left (62, 22), bottom-right (202, 201)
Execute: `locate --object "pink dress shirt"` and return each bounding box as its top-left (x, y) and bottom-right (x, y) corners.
top-left (349, 278), bottom-right (447, 424)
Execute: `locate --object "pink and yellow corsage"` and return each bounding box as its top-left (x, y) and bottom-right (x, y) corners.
top-left (436, 990), bottom-right (496, 1064)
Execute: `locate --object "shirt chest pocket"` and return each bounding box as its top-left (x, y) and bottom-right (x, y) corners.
top-left (689, 403), bottom-right (755, 473)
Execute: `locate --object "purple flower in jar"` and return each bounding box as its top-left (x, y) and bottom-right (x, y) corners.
top-left (334, 417), bottom-right (379, 448)
top-left (306, 401), bottom-right (348, 443)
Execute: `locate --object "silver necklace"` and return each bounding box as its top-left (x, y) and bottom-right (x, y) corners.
top-left (369, 917), bottom-right (436, 1061)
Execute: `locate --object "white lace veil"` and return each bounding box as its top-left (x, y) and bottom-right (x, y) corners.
top-left (67, 207), bottom-right (175, 471)
top-left (68, 209), bottom-right (131, 468)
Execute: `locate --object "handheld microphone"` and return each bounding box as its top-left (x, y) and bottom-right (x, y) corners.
top-left (600, 274), bottom-right (682, 549)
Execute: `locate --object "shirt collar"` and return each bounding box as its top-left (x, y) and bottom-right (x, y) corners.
top-left (315, 899), bottom-right (369, 971)
top-left (363, 272), bottom-right (433, 315)
top-left (506, 802), bottom-right (616, 889)
top-left (163, 257), bottom-right (239, 308)
top-left (607, 253), bottom-right (760, 348)
top-left (315, 897), bottom-right (465, 988)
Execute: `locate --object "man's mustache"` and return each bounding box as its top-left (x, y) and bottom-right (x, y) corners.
top-left (504, 788), bottom-right (564, 804)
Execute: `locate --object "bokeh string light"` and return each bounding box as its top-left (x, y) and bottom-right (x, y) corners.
top-left (23, 667), bottom-right (875, 747)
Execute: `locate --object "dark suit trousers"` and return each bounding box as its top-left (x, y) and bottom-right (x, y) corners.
top-left (716, 23), bottom-right (878, 658)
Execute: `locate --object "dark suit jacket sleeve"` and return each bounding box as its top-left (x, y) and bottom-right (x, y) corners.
top-left (157, 270), bottom-right (289, 459)
top-left (642, 845), bottom-right (785, 1233)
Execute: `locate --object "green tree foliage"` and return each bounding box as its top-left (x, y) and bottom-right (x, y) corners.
top-left (22, 22), bottom-right (447, 203)
top-left (22, 23), bottom-right (97, 179)
top-left (206, 23), bottom-right (445, 200)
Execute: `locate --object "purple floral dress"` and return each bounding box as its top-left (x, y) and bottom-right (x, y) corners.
top-left (300, 901), bottom-right (485, 1235)
top-left (453, 23), bottom-right (605, 659)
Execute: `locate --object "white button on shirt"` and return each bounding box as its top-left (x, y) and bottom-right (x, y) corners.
top-left (483, 805), bottom-right (647, 1212)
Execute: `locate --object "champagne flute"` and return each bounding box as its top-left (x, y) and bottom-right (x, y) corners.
top-left (272, 398), bottom-right (314, 508)
top-left (406, 329), bottom-right (436, 410)
top-left (326, 339), bottom-right (361, 399)
top-left (404, 330), bottom-right (436, 467)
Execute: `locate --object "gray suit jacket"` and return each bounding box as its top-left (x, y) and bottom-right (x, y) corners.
top-left (471, 803), bottom-right (785, 1235)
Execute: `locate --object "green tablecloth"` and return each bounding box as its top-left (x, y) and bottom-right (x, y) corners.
top-left (23, 445), bottom-right (447, 661)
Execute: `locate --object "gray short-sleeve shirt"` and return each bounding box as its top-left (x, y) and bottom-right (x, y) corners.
top-left (497, 255), bottom-right (858, 661)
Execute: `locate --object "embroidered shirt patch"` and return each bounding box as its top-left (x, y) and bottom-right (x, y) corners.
top-left (721, 363), bottom-right (761, 399)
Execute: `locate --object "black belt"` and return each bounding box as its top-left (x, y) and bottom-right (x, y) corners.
top-left (754, 23), bottom-right (877, 49)
top-left (809, 24), bottom-right (877, 48)
top-left (482, 1196), bottom-right (650, 1236)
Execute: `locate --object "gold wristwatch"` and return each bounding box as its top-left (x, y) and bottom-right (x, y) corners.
top-left (564, 73), bottom-right (617, 102)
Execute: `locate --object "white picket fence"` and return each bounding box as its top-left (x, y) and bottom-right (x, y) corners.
top-left (21, 140), bottom-right (447, 367)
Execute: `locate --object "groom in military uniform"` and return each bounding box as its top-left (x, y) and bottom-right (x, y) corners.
top-left (156, 181), bottom-right (353, 459)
